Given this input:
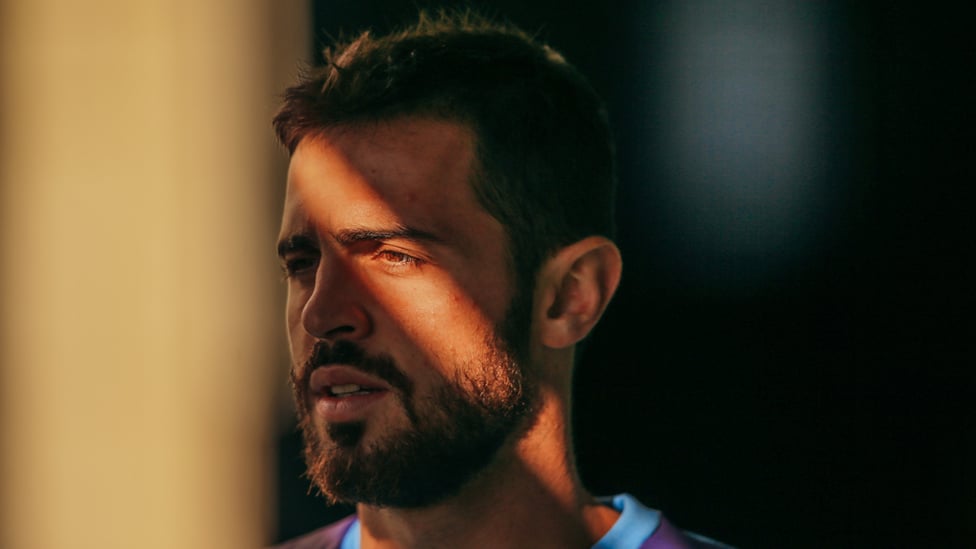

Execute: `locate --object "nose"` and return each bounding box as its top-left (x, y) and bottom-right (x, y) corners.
top-left (300, 260), bottom-right (372, 342)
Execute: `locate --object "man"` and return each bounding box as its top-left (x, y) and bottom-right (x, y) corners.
top-left (271, 10), bottom-right (730, 549)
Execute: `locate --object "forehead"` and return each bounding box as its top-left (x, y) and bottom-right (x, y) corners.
top-left (280, 117), bottom-right (498, 246)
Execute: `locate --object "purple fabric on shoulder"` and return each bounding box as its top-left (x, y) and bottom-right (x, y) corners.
top-left (269, 515), bottom-right (356, 549)
top-left (270, 513), bottom-right (732, 549)
top-left (641, 516), bottom-right (732, 549)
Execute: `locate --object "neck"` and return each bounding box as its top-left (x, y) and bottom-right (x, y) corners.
top-left (355, 386), bottom-right (619, 549)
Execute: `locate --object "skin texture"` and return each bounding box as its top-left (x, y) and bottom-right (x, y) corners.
top-left (278, 116), bottom-right (623, 549)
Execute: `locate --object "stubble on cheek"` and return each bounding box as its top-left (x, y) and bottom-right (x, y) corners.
top-left (296, 333), bottom-right (537, 508)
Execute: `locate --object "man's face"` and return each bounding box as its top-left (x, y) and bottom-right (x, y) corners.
top-left (278, 117), bottom-right (536, 507)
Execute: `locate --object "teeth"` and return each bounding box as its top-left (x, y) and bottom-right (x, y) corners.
top-left (330, 384), bottom-right (363, 396)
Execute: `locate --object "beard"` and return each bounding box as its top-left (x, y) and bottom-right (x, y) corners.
top-left (290, 293), bottom-right (537, 508)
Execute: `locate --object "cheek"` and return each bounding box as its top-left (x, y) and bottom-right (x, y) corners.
top-left (386, 284), bottom-right (498, 349)
top-left (285, 292), bottom-right (309, 355)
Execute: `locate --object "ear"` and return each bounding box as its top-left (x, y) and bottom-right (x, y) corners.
top-left (536, 236), bottom-right (622, 349)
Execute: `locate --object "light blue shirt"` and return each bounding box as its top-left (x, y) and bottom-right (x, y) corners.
top-left (339, 493), bottom-right (660, 549)
top-left (593, 493), bottom-right (661, 548)
top-left (339, 518), bottom-right (360, 549)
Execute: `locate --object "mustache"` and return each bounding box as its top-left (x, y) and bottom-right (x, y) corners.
top-left (294, 340), bottom-right (413, 397)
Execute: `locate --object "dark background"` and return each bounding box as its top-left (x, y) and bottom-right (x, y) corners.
top-left (273, 2), bottom-right (973, 547)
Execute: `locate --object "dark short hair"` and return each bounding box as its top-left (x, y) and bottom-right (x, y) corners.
top-left (273, 10), bottom-right (616, 293)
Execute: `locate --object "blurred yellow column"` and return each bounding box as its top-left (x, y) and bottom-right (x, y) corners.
top-left (0, 1), bottom-right (307, 548)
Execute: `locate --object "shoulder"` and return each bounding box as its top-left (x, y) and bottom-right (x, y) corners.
top-left (599, 493), bottom-right (735, 549)
top-left (268, 515), bottom-right (356, 549)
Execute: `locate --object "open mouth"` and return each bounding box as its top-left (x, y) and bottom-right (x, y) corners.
top-left (309, 365), bottom-right (391, 399)
top-left (326, 383), bottom-right (382, 397)
top-left (307, 366), bottom-right (393, 422)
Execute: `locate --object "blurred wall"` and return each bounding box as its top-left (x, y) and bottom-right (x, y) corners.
top-left (0, 1), bottom-right (306, 548)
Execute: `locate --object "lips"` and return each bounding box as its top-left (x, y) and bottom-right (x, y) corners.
top-left (310, 365), bottom-right (392, 396)
top-left (308, 365), bottom-right (393, 422)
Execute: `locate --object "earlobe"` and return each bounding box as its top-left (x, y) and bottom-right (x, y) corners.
top-left (538, 236), bottom-right (622, 349)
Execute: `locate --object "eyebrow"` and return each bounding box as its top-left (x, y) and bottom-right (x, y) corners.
top-left (333, 225), bottom-right (443, 246)
top-left (276, 225), bottom-right (443, 259)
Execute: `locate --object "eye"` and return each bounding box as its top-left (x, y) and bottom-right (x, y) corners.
top-left (374, 249), bottom-right (424, 270)
top-left (280, 254), bottom-right (318, 278)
